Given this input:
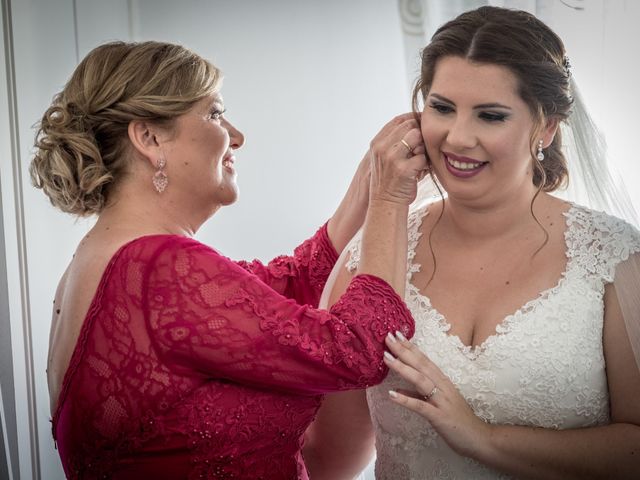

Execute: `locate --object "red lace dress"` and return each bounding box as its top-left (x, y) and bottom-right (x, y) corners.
top-left (52, 224), bottom-right (414, 479)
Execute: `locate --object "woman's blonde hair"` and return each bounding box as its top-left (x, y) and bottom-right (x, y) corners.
top-left (30, 41), bottom-right (222, 216)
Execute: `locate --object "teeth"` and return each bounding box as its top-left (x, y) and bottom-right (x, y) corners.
top-left (447, 157), bottom-right (483, 170)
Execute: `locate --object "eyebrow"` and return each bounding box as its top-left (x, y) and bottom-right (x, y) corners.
top-left (429, 93), bottom-right (512, 110)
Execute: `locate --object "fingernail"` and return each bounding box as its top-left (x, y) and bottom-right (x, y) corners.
top-left (383, 351), bottom-right (396, 363)
top-left (395, 330), bottom-right (408, 342)
top-left (386, 332), bottom-right (396, 343)
top-left (388, 390), bottom-right (398, 398)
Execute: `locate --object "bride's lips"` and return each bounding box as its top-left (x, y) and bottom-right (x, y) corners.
top-left (443, 151), bottom-right (487, 178)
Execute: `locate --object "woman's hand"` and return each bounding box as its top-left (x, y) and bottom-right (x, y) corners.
top-left (327, 113), bottom-right (426, 253)
top-left (368, 113), bottom-right (427, 206)
top-left (383, 331), bottom-right (493, 460)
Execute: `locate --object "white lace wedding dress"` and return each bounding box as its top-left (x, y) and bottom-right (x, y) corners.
top-left (347, 203), bottom-right (640, 480)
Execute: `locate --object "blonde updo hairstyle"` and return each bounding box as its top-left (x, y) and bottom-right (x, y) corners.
top-left (30, 41), bottom-right (222, 216)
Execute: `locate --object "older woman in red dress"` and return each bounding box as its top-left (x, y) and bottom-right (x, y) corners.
top-left (31, 41), bottom-right (426, 479)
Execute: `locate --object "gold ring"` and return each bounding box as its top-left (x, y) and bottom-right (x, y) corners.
top-left (400, 139), bottom-right (413, 154)
top-left (423, 386), bottom-right (438, 401)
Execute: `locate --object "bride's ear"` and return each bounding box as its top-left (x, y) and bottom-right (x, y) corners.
top-left (541, 117), bottom-right (560, 148)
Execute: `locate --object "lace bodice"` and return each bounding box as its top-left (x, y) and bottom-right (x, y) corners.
top-left (348, 204), bottom-right (640, 479)
top-left (52, 224), bottom-right (414, 480)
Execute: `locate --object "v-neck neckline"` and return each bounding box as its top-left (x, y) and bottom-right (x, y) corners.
top-left (405, 203), bottom-right (577, 361)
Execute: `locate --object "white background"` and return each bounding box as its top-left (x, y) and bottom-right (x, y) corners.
top-left (1, 0), bottom-right (638, 478)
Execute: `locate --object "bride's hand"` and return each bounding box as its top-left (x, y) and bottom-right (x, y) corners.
top-left (383, 331), bottom-right (493, 460)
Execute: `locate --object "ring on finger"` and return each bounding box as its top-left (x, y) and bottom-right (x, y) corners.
top-left (422, 386), bottom-right (438, 402)
top-left (400, 139), bottom-right (413, 154)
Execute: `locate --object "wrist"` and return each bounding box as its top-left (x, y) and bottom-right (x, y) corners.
top-left (470, 422), bottom-right (499, 464)
top-left (368, 196), bottom-right (411, 211)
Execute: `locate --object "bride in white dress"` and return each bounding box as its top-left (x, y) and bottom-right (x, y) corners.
top-left (303, 6), bottom-right (640, 480)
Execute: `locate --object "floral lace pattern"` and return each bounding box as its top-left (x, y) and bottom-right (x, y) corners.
top-left (52, 224), bottom-right (414, 479)
top-left (347, 204), bottom-right (640, 479)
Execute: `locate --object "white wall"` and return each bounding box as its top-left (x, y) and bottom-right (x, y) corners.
top-left (2, 0), bottom-right (407, 478)
top-left (2, 1), bottom-right (639, 479)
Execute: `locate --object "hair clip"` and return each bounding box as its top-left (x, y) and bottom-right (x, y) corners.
top-left (562, 54), bottom-right (572, 78)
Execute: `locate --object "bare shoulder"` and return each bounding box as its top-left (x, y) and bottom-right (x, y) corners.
top-left (539, 194), bottom-right (573, 239)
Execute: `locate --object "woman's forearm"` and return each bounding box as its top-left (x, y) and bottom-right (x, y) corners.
top-left (479, 422), bottom-right (640, 479)
top-left (327, 165), bottom-right (369, 254)
top-left (357, 199), bottom-right (409, 296)
top-left (327, 112), bottom-right (422, 256)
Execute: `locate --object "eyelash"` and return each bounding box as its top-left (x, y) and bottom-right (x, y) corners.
top-left (479, 112), bottom-right (507, 122)
top-left (428, 103), bottom-right (508, 122)
top-left (429, 103), bottom-right (453, 115)
top-left (209, 108), bottom-right (226, 121)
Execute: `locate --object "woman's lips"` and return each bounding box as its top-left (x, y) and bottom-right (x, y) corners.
top-left (222, 155), bottom-right (235, 171)
top-left (443, 152), bottom-right (487, 178)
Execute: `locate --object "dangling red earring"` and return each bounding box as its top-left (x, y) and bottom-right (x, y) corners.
top-left (153, 155), bottom-right (168, 193)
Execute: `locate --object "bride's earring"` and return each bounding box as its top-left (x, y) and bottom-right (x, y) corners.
top-left (536, 139), bottom-right (545, 162)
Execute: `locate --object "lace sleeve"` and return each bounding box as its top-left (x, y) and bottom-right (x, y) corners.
top-left (235, 223), bottom-right (338, 308)
top-left (143, 237), bottom-right (414, 396)
top-left (566, 206), bottom-right (640, 371)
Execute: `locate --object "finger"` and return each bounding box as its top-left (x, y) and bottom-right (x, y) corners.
top-left (388, 138), bottom-right (416, 160)
top-left (383, 128), bottom-right (424, 161)
top-left (385, 331), bottom-right (433, 369)
top-left (385, 333), bottom-right (447, 383)
top-left (371, 113), bottom-right (418, 144)
top-left (391, 129), bottom-right (425, 162)
top-left (395, 387), bottom-right (444, 408)
top-left (402, 153), bottom-right (429, 182)
top-left (376, 121), bottom-right (420, 152)
top-left (376, 136), bottom-right (421, 167)
top-left (387, 112), bottom-right (419, 129)
top-left (403, 158), bottom-right (428, 185)
top-left (400, 128), bottom-right (424, 153)
top-left (383, 350), bottom-right (437, 397)
top-left (388, 389), bottom-right (438, 418)
top-left (411, 143), bottom-right (427, 155)
top-left (395, 388), bottom-right (427, 401)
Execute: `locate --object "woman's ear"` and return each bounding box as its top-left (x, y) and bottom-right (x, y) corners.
top-left (127, 120), bottom-right (162, 167)
top-left (542, 117), bottom-right (560, 148)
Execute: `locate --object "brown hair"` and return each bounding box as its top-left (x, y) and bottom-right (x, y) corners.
top-left (413, 6), bottom-right (573, 191)
top-left (415, 7), bottom-right (574, 284)
top-left (30, 41), bottom-right (222, 216)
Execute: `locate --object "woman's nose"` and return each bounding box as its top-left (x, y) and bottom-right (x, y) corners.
top-left (445, 116), bottom-right (476, 150)
top-left (224, 119), bottom-right (245, 150)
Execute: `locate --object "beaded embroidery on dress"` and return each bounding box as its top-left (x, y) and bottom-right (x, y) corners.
top-left (347, 203), bottom-right (640, 479)
top-left (51, 225), bottom-right (415, 480)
